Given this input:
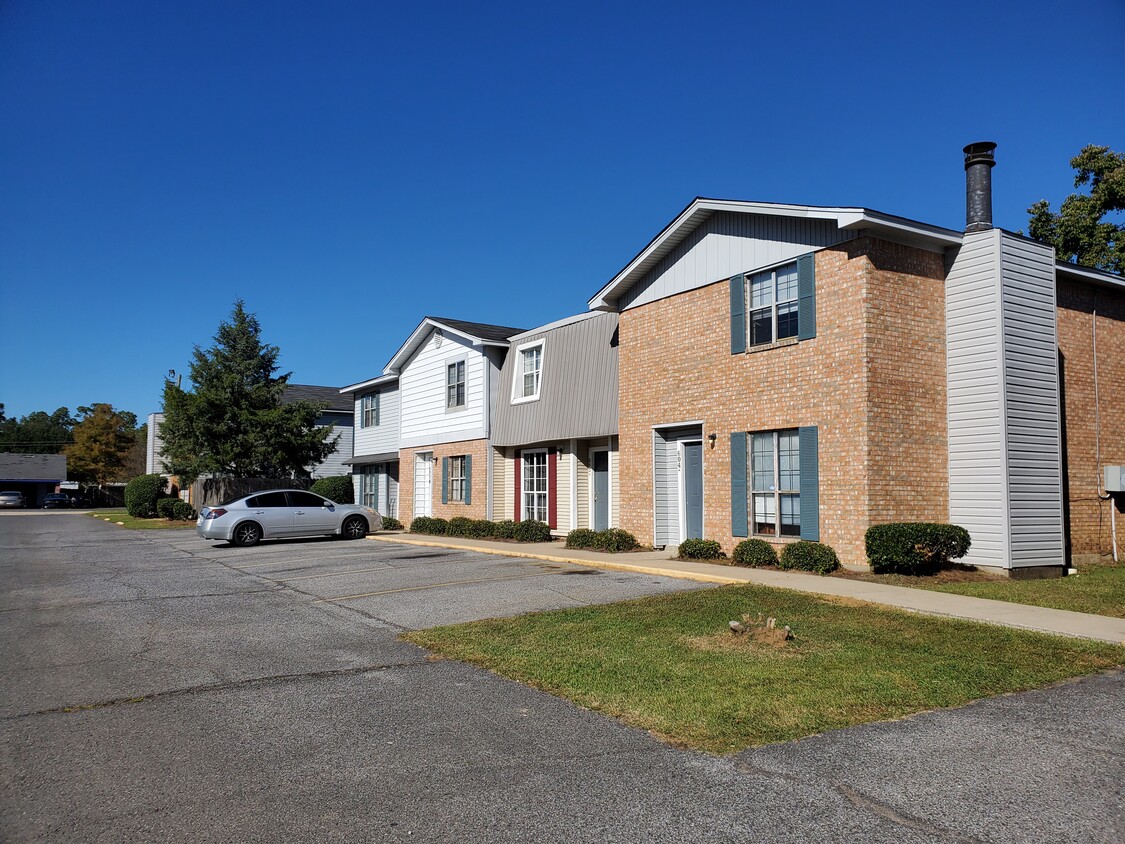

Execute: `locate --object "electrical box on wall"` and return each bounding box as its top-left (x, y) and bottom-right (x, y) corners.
top-left (1106, 466), bottom-right (1125, 493)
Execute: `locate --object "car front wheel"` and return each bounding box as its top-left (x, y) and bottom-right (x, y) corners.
top-left (232, 521), bottom-right (262, 547)
top-left (342, 515), bottom-right (368, 540)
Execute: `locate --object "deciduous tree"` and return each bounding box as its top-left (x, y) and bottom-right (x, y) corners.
top-left (1027, 145), bottom-right (1124, 274)
top-left (64, 404), bottom-right (138, 485)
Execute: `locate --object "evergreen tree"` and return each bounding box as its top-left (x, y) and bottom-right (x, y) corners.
top-left (160, 301), bottom-right (337, 483)
top-left (0, 407), bottom-right (75, 453)
top-left (1027, 145), bottom-right (1124, 274)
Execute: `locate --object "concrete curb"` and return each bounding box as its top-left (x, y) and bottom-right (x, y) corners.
top-left (368, 533), bottom-right (1125, 645)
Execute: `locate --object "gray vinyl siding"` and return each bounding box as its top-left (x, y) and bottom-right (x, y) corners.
top-left (946, 230), bottom-right (1064, 570)
top-left (491, 312), bottom-right (618, 447)
top-left (311, 414), bottom-right (353, 478)
top-left (1000, 235), bottom-right (1064, 565)
top-left (620, 211), bottom-right (855, 311)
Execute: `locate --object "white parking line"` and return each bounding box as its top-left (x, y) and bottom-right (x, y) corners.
top-left (274, 565), bottom-right (396, 582)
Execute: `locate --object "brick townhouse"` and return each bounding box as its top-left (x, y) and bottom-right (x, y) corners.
top-left (587, 144), bottom-right (1124, 576)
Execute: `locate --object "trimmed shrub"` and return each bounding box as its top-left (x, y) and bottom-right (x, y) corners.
top-left (170, 500), bottom-right (196, 521)
top-left (492, 520), bottom-right (519, 540)
top-left (678, 538), bottom-right (723, 560)
top-left (382, 516), bottom-right (403, 530)
top-left (516, 520), bottom-right (552, 542)
top-left (778, 541), bottom-right (839, 574)
top-left (125, 474), bottom-right (166, 518)
top-left (565, 528), bottom-right (598, 549)
top-left (732, 538), bottom-right (779, 568)
top-left (156, 497), bottom-right (180, 519)
top-left (447, 516), bottom-right (474, 537)
top-left (310, 475), bottom-right (354, 504)
top-left (409, 516), bottom-right (448, 535)
top-left (866, 523), bottom-right (972, 575)
top-left (593, 528), bottom-right (640, 553)
top-left (465, 519), bottom-right (496, 538)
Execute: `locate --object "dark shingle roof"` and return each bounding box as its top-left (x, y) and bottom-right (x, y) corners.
top-left (282, 384), bottom-right (351, 412)
top-left (427, 317), bottom-right (526, 342)
top-left (0, 452), bottom-right (67, 481)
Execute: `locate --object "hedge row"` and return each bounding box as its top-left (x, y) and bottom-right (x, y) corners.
top-left (866, 523), bottom-right (971, 575)
top-left (565, 528), bottom-right (640, 553)
top-left (408, 517), bottom-right (553, 542)
top-left (156, 498), bottom-right (197, 521)
top-left (310, 475), bottom-right (354, 504)
top-left (678, 537), bottom-right (839, 574)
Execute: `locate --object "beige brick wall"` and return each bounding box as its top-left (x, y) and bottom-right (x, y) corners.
top-left (617, 237), bottom-right (948, 566)
top-left (398, 439), bottom-right (490, 525)
top-left (1057, 279), bottom-right (1125, 561)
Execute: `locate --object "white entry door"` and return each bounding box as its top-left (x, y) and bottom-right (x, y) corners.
top-left (414, 452), bottom-right (433, 518)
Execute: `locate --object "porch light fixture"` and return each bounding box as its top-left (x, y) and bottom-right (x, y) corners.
top-left (708, 433), bottom-right (717, 448)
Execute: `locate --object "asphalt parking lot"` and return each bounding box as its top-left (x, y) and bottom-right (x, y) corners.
top-left (2, 513), bottom-right (1123, 843)
top-left (158, 526), bottom-right (701, 629)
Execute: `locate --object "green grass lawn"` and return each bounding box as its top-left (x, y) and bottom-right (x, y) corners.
top-left (841, 563), bottom-right (1125, 619)
top-left (88, 509), bottom-right (195, 530)
top-left (404, 584), bottom-right (1123, 754)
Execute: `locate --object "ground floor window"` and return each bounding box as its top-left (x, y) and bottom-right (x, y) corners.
top-left (448, 456), bottom-right (466, 503)
top-left (751, 429), bottom-right (800, 536)
top-left (522, 450), bottom-right (548, 522)
top-left (360, 465), bottom-right (379, 507)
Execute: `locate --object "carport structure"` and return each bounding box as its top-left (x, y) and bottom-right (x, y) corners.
top-left (0, 452), bottom-right (66, 507)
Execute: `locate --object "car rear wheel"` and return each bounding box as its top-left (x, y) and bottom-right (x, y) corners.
top-left (232, 521), bottom-right (262, 547)
top-left (342, 515), bottom-right (367, 540)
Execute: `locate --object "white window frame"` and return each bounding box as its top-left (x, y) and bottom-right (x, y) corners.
top-left (746, 261), bottom-right (799, 347)
top-left (360, 464), bottom-right (379, 507)
top-left (446, 359), bottom-right (466, 410)
top-left (750, 429), bottom-right (801, 537)
top-left (511, 339), bottom-right (545, 404)
top-left (448, 455), bottom-right (466, 504)
top-left (521, 448), bottom-right (548, 522)
top-left (361, 391), bottom-right (379, 428)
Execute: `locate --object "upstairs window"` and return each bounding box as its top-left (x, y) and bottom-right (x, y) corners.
top-left (512, 340), bottom-right (544, 403)
top-left (748, 262), bottom-right (799, 346)
top-left (446, 360), bottom-right (465, 409)
top-left (361, 391), bottom-right (380, 427)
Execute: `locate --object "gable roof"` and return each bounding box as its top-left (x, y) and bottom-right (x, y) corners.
top-left (384, 316), bottom-right (526, 374)
top-left (587, 197), bottom-right (963, 311)
top-left (282, 384), bottom-right (351, 413)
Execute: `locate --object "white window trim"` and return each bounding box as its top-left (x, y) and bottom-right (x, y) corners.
top-left (510, 339), bottom-right (545, 405)
top-left (746, 260), bottom-right (799, 348)
top-left (445, 357), bottom-right (468, 412)
top-left (361, 391), bottom-right (379, 428)
top-left (448, 455), bottom-right (466, 504)
top-left (520, 448), bottom-right (549, 522)
top-left (750, 429), bottom-right (801, 538)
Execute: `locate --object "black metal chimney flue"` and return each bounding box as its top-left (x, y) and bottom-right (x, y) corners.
top-left (963, 141), bottom-right (997, 232)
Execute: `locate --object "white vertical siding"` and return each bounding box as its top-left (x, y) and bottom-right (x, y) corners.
top-left (999, 234), bottom-right (1065, 566)
top-left (492, 447), bottom-right (513, 521)
top-left (352, 384), bottom-right (400, 458)
top-left (556, 442), bottom-right (571, 530)
top-left (609, 439), bottom-right (620, 528)
top-left (621, 212), bottom-right (856, 311)
top-left (654, 428), bottom-right (698, 546)
top-left (576, 443), bottom-right (590, 529)
top-left (399, 331), bottom-right (488, 448)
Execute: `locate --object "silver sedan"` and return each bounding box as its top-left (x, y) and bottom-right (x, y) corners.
top-left (196, 489), bottom-right (380, 547)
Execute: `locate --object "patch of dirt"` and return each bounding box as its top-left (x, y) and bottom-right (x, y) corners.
top-left (833, 565), bottom-right (1004, 586)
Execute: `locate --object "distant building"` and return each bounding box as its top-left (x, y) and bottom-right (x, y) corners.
top-left (144, 384), bottom-right (353, 479)
top-left (0, 453), bottom-right (67, 507)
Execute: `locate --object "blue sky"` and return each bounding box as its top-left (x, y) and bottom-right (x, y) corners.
top-left (2, 0), bottom-right (1122, 422)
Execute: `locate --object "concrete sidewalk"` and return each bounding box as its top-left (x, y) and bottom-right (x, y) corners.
top-left (369, 533), bottom-right (1125, 645)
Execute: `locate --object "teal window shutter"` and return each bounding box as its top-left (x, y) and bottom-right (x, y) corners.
top-left (797, 254), bottom-right (816, 340)
top-left (798, 426), bottom-right (819, 540)
top-left (730, 432), bottom-right (748, 537)
top-left (730, 274), bottom-right (746, 354)
top-left (441, 457), bottom-right (449, 504)
top-left (374, 391), bottom-right (380, 426)
top-left (464, 454), bottom-right (472, 505)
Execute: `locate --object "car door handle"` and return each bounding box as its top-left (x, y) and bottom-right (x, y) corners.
top-left (295, 510), bottom-right (306, 515)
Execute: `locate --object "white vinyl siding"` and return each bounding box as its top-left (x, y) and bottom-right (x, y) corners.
top-left (361, 392), bottom-right (379, 427)
top-left (399, 332), bottom-right (488, 448)
top-left (946, 229), bottom-right (1063, 570)
top-left (653, 427), bottom-right (698, 547)
top-left (620, 211), bottom-right (855, 311)
top-left (352, 384), bottom-right (400, 458)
